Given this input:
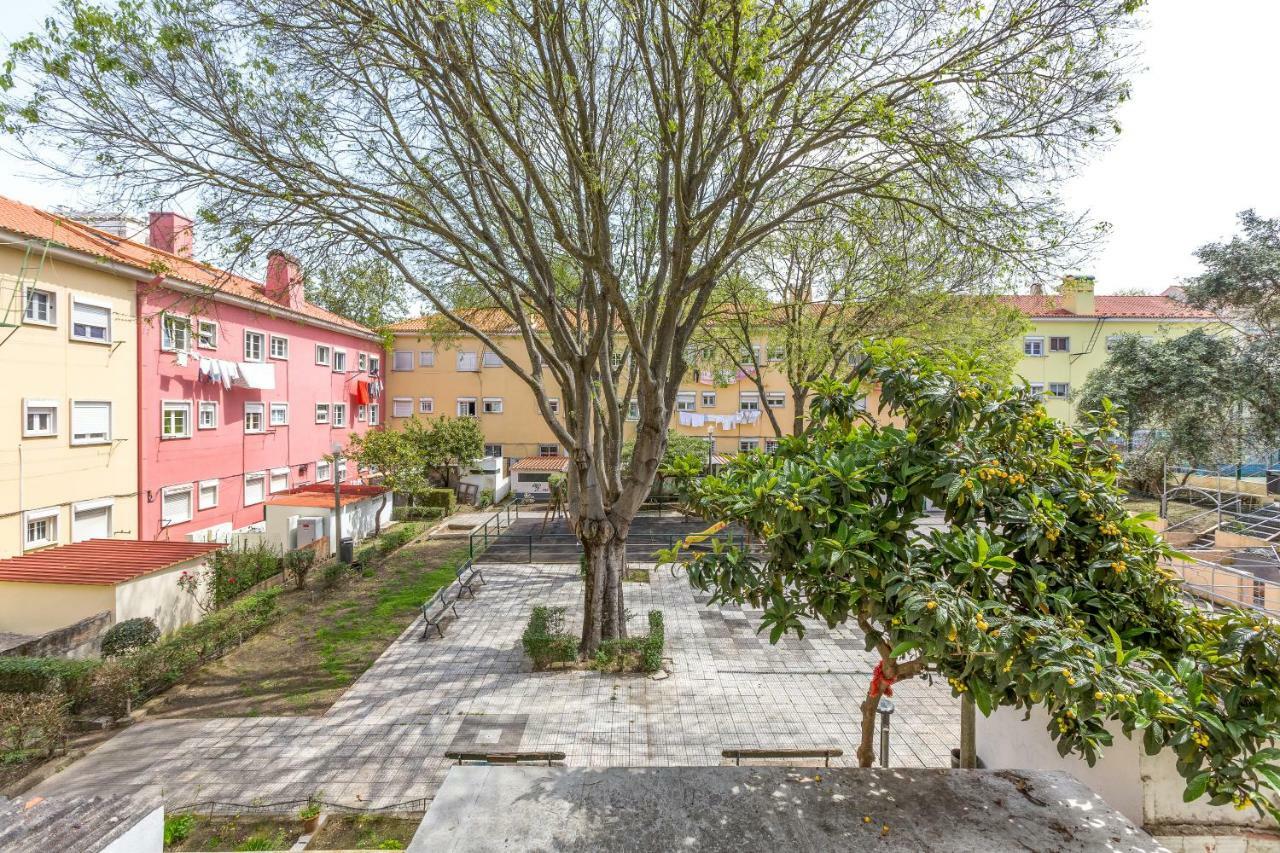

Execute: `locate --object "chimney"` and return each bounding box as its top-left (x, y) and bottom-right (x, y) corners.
top-left (148, 211), bottom-right (194, 258)
top-left (1061, 274), bottom-right (1095, 315)
top-left (1029, 282), bottom-right (1044, 296)
top-left (264, 250), bottom-right (305, 310)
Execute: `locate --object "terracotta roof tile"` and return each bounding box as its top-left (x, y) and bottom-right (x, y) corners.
top-left (998, 294), bottom-right (1215, 319)
top-left (389, 308), bottom-right (544, 336)
top-left (0, 539), bottom-right (224, 585)
top-left (265, 484), bottom-right (389, 508)
top-left (0, 195), bottom-right (379, 338)
top-left (511, 456), bottom-right (570, 473)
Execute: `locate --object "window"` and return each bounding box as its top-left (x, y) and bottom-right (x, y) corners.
top-left (71, 401), bottom-right (111, 445)
top-left (627, 400), bottom-right (639, 420)
top-left (72, 499), bottom-right (112, 542)
top-left (70, 300), bottom-right (110, 343)
top-left (356, 404), bottom-right (367, 422)
top-left (161, 485), bottom-right (193, 526)
top-left (332, 350), bottom-right (347, 372)
top-left (675, 392), bottom-right (696, 412)
top-left (337, 462), bottom-right (348, 483)
top-left (270, 402), bottom-right (289, 426)
top-left (244, 402), bottom-right (265, 433)
top-left (198, 479), bottom-right (219, 510)
top-left (764, 438), bottom-right (780, 453)
top-left (197, 320), bottom-right (218, 349)
top-left (315, 344), bottom-right (331, 366)
top-left (518, 472), bottom-right (552, 484)
top-left (369, 355), bottom-right (380, 376)
top-left (701, 392), bottom-right (716, 408)
top-left (418, 398), bottom-right (434, 414)
top-left (393, 350), bottom-right (413, 371)
top-left (24, 507), bottom-right (58, 549)
top-left (316, 460), bottom-right (332, 482)
top-left (358, 353), bottom-right (367, 371)
top-left (1029, 382), bottom-right (1045, 397)
top-left (244, 472), bottom-right (266, 506)
top-left (391, 398), bottom-right (412, 418)
top-left (23, 288), bottom-right (55, 325)
top-left (242, 330), bottom-right (264, 362)
top-left (1048, 382), bottom-right (1071, 399)
top-left (482, 397), bottom-right (504, 414)
top-left (269, 467), bottom-right (289, 493)
top-left (765, 392), bottom-right (786, 409)
top-left (739, 438), bottom-right (760, 453)
top-left (1023, 337), bottom-right (1045, 357)
top-left (767, 346), bottom-right (785, 363)
top-left (315, 403), bottom-right (330, 424)
top-left (539, 444), bottom-right (561, 457)
top-left (457, 398), bottom-right (477, 417)
top-left (739, 393), bottom-right (760, 412)
top-left (370, 403), bottom-right (380, 425)
top-left (22, 399), bottom-right (57, 437)
top-left (484, 444), bottom-right (503, 458)
top-left (456, 351), bottom-right (479, 371)
top-left (162, 401), bottom-right (191, 438)
top-left (161, 314), bottom-right (190, 351)
top-left (548, 398), bottom-right (560, 415)
top-left (483, 350), bottom-right (503, 368)
top-left (419, 350), bottom-right (436, 367)
top-left (1105, 334), bottom-right (1139, 351)
top-left (269, 335), bottom-right (289, 359)
top-left (1049, 336), bottom-right (1070, 353)
top-left (198, 400), bottom-right (218, 430)
top-left (332, 403), bottom-right (347, 427)
top-left (740, 344), bottom-right (762, 363)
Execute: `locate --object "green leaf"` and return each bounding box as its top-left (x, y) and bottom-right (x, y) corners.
top-left (889, 640), bottom-right (918, 659)
top-left (1183, 772), bottom-right (1211, 803)
top-left (1256, 764), bottom-right (1280, 797)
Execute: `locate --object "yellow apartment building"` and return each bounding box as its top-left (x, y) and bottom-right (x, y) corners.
top-left (1001, 276), bottom-right (1220, 422)
top-left (0, 202), bottom-right (139, 557)
top-left (386, 312), bottom-right (830, 464)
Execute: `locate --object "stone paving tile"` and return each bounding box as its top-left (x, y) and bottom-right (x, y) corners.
top-left (34, 561), bottom-right (958, 810)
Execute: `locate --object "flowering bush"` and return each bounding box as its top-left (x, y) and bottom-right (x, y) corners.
top-left (178, 542), bottom-right (281, 612)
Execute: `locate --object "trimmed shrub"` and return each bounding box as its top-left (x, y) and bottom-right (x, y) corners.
top-left (589, 610), bottom-right (665, 673)
top-left (283, 548), bottom-right (317, 590)
top-left (86, 659), bottom-right (135, 718)
top-left (392, 506), bottom-right (444, 522)
top-left (521, 606), bottom-right (578, 669)
top-left (101, 617), bottom-right (160, 658)
top-left (642, 611), bottom-right (665, 673)
top-left (0, 689), bottom-right (69, 760)
top-left (0, 657), bottom-right (98, 703)
top-left (321, 561), bottom-right (348, 590)
top-left (418, 488), bottom-right (456, 513)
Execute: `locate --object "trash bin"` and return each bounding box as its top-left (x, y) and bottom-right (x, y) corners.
top-left (339, 537), bottom-right (354, 564)
top-left (1267, 470), bottom-right (1280, 496)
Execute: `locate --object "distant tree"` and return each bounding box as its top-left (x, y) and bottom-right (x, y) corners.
top-left (668, 343), bottom-right (1280, 819)
top-left (420, 417), bottom-right (486, 489)
top-left (346, 425), bottom-right (430, 531)
top-left (305, 258), bottom-right (412, 329)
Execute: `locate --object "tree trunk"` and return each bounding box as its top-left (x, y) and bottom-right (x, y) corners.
top-left (578, 518), bottom-right (628, 656)
top-left (791, 388), bottom-right (809, 436)
top-left (856, 685), bottom-right (881, 767)
top-left (374, 493), bottom-right (386, 536)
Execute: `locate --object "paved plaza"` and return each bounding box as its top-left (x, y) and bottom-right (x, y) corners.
top-left (34, 557), bottom-right (959, 811)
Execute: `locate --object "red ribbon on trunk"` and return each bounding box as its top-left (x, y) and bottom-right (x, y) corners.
top-left (870, 660), bottom-right (895, 698)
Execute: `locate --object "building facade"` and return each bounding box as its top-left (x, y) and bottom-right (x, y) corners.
top-left (0, 200), bottom-right (140, 557)
top-left (1001, 276), bottom-right (1219, 422)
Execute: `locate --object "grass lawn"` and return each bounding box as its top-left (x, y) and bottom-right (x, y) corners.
top-left (143, 530), bottom-right (469, 718)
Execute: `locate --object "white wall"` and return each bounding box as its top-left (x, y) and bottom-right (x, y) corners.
top-left (113, 557), bottom-right (209, 634)
top-left (462, 457), bottom-right (510, 502)
top-left (513, 473), bottom-right (553, 496)
top-left (264, 493), bottom-right (394, 556)
top-left (101, 805), bottom-right (164, 853)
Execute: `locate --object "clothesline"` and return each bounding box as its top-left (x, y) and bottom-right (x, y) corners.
top-left (677, 409), bottom-right (762, 431)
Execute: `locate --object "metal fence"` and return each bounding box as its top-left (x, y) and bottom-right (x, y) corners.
top-left (1164, 554), bottom-right (1280, 618)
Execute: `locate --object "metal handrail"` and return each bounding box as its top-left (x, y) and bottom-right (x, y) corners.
top-left (1164, 553), bottom-right (1280, 618)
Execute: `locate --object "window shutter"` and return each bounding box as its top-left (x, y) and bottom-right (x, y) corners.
top-left (72, 301), bottom-right (109, 327)
top-left (73, 504), bottom-right (111, 541)
top-left (270, 469), bottom-right (289, 493)
top-left (163, 488), bottom-right (191, 524)
top-left (245, 475), bottom-right (265, 505)
top-left (72, 402), bottom-right (110, 441)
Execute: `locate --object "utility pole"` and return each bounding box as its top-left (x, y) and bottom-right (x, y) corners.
top-left (331, 444), bottom-right (344, 562)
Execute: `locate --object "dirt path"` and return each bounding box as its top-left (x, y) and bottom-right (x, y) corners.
top-left (142, 536), bottom-right (469, 719)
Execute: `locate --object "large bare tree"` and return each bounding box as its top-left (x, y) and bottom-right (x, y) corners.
top-left (2, 0), bottom-right (1137, 653)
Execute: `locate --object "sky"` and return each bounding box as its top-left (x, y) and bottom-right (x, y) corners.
top-left (1, 1), bottom-right (1277, 294)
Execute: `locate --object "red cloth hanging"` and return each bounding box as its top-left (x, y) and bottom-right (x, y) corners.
top-left (354, 380), bottom-right (371, 404)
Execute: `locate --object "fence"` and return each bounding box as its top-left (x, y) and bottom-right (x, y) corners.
top-left (467, 503), bottom-right (521, 559)
top-left (1163, 554), bottom-right (1280, 618)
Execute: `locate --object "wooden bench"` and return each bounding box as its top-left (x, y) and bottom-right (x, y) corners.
top-left (445, 751), bottom-right (566, 766)
top-left (420, 588), bottom-right (459, 640)
top-left (721, 748), bottom-right (843, 768)
top-left (454, 560), bottom-right (486, 598)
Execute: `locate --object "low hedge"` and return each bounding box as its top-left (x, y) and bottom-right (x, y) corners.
top-left (418, 488), bottom-right (456, 513)
top-left (392, 506), bottom-right (444, 522)
top-left (641, 611), bottom-right (665, 672)
top-left (591, 610), bottom-right (666, 673)
top-left (521, 606), bottom-right (578, 669)
top-left (0, 658), bottom-right (99, 704)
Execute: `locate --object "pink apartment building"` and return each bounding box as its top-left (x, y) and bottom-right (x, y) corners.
top-left (138, 214), bottom-right (386, 542)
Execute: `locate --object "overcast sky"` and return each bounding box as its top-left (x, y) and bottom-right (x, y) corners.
top-left (1, 1), bottom-right (1277, 293)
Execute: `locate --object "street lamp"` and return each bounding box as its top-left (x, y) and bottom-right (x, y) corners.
top-left (331, 441), bottom-right (344, 562)
top-left (706, 425), bottom-right (715, 472)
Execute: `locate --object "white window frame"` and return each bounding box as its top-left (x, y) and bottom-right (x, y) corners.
top-left (419, 397), bottom-right (434, 414)
top-left (332, 403), bottom-right (348, 428)
top-left (739, 392), bottom-right (760, 412)
top-left (243, 329), bottom-right (265, 362)
top-left (1048, 382), bottom-right (1071, 399)
top-left (71, 498), bottom-right (113, 543)
top-left (484, 443), bottom-right (503, 459)
top-left (198, 400), bottom-right (218, 430)
top-left (419, 350), bottom-right (436, 368)
top-left (1048, 336), bottom-right (1070, 353)
top-left (482, 397), bottom-right (504, 414)
top-left (161, 313), bottom-right (191, 352)
top-left (269, 335), bottom-right (289, 359)
top-left (764, 438), bottom-right (780, 453)
top-left (316, 459), bottom-right (332, 482)
top-left (336, 462), bottom-right (348, 483)
top-left (270, 402), bottom-right (289, 426)
top-left (196, 319), bottom-right (218, 349)
top-left (457, 397), bottom-right (477, 417)
top-left (315, 402), bottom-right (331, 424)
top-left (482, 349), bottom-right (503, 368)
top-left (161, 400), bottom-right (192, 439)
top-left (23, 287), bottom-right (56, 326)
top-left (243, 471), bottom-right (267, 507)
top-left (244, 402), bottom-right (266, 434)
top-left (369, 403), bottom-right (380, 425)
top-left (1023, 336), bottom-right (1045, 357)
top-left (767, 346), bottom-right (785, 363)
top-left (332, 349), bottom-right (347, 372)
top-left (391, 397), bottom-right (412, 418)
top-left (539, 444), bottom-right (561, 457)
top-left (701, 392), bottom-right (716, 408)
top-left (548, 398), bottom-right (560, 415)
top-left (160, 485), bottom-right (193, 527)
top-left (739, 438), bottom-right (760, 453)
top-left (269, 467), bottom-right (290, 494)
top-left (675, 392), bottom-right (696, 412)
top-left (23, 507), bottom-right (58, 550)
top-left (315, 344), bottom-right (332, 366)
top-left (198, 478), bottom-right (219, 510)
top-left (69, 298), bottom-right (112, 344)
top-left (627, 400), bottom-right (639, 420)
top-left (356, 404), bottom-right (367, 422)
top-left (393, 350), bottom-right (413, 371)
top-left (1029, 382), bottom-right (1045, 397)
top-left (456, 351), bottom-right (479, 372)
top-left (369, 355), bottom-right (381, 376)
top-left (1106, 334), bottom-right (1126, 351)
top-left (765, 392), bottom-right (786, 409)
top-left (22, 399), bottom-right (58, 438)
top-left (70, 400), bottom-right (111, 446)
top-left (358, 352), bottom-right (367, 371)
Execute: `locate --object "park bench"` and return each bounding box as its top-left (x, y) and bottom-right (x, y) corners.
top-left (420, 587), bottom-right (459, 640)
top-left (445, 751), bottom-right (566, 766)
top-left (454, 560), bottom-right (486, 597)
top-left (721, 748), bottom-right (843, 768)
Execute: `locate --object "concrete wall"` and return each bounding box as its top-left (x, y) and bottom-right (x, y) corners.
top-left (101, 804), bottom-right (164, 853)
top-left (0, 610), bottom-right (112, 659)
top-left (0, 243), bottom-right (140, 558)
top-left (263, 493), bottom-right (394, 555)
top-left (0, 581), bottom-right (115, 635)
top-left (113, 556), bottom-right (209, 634)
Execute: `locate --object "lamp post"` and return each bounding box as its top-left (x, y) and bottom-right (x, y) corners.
top-left (331, 442), bottom-right (344, 562)
top-left (706, 426), bottom-right (715, 472)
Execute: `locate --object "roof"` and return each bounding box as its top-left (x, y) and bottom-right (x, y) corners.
top-left (0, 539), bottom-right (224, 586)
top-left (0, 788), bottom-right (164, 853)
top-left (511, 456), bottom-right (570, 473)
top-left (0, 195), bottom-right (379, 338)
top-left (266, 483), bottom-right (389, 508)
top-left (389, 308), bottom-right (545, 336)
top-left (998, 294), bottom-right (1215, 319)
